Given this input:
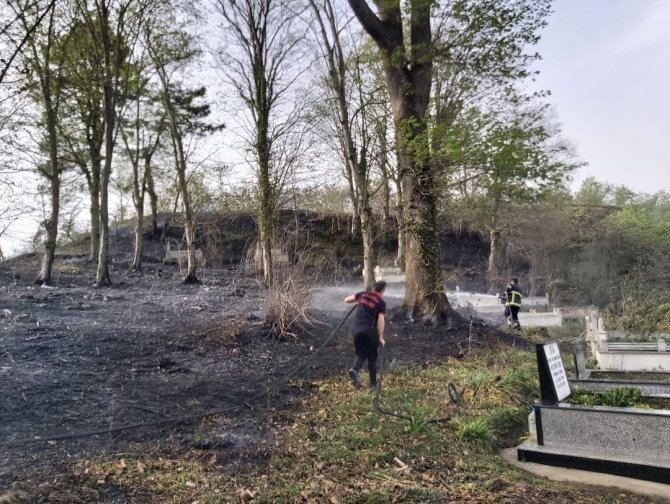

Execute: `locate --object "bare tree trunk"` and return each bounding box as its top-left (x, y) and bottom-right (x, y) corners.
top-left (344, 156), bottom-right (359, 237)
top-left (360, 205), bottom-right (375, 289)
top-left (95, 81), bottom-right (114, 286)
top-left (378, 123), bottom-right (391, 223)
top-left (488, 228), bottom-right (500, 290)
top-left (381, 177), bottom-right (390, 222)
top-left (132, 199), bottom-right (144, 271)
top-left (162, 97), bottom-right (198, 283)
top-left (146, 167), bottom-right (159, 235)
top-left (36, 174), bottom-right (60, 285)
top-left (258, 131), bottom-right (274, 286)
top-left (33, 11), bottom-right (60, 286)
top-left (174, 137), bottom-right (198, 283)
top-left (310, 0), bottom-right (376, 287)
top-left (88, 166), bottom-right (100, 262)
top-left (36, 171), bottom-right (60, 284)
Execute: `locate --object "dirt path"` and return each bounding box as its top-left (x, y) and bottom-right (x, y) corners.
top-left (0, 261), bottom-right (502, 498)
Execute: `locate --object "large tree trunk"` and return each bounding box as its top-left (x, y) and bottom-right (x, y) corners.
top-left (348, 0), bottom-right (451, 319)
top-left (394, 179), bottom-right (405, 269)
top-left (396, 118), bottom-right (446, 316)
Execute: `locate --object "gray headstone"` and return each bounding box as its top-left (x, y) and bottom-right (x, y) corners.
top-left (572, 339), bottom-right (587, 379)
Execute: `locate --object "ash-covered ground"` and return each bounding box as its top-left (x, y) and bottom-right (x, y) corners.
top-left (0, 256), bottom-right (505, 501)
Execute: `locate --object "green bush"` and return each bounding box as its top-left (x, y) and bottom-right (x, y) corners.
top-left (604, 282), bottom-right (670, 335)
top-left (569, 387), bottom-right (645, 408)
top-left (570, 388), bottom-right (599, 406)
top-left (600, 387), bottom-right (644, 407)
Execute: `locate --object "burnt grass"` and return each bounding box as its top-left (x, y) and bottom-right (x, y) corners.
top-left (0, 253), bottom-right (512, 501)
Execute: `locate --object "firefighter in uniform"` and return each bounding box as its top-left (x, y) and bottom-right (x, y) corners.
top-left (502, 277), bottom-right (522, 330)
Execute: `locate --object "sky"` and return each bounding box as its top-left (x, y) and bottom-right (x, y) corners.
top-left (532, 0), bottom-right (670, 193)
top-left (3, 0), bottom-right (670, 257)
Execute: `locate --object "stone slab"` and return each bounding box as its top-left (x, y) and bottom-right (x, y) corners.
top-left (535, 403), bottom-right (670, 463)
top-left (517, 440), bottom-right (670, 484)
top-left (502, 448), bottom-right (670, 500)
top-left (596, 350), bottom-right (670, 371)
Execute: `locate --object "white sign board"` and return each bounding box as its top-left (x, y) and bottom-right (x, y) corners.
top-left (543, 342), bottom-right (571, 401)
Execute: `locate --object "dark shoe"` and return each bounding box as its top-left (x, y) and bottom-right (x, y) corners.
top-left (348, 369), bottom-right (361, 389)
top-left (513, 322), bottom-right (521, 330)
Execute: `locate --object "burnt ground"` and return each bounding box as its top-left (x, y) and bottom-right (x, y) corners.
top-left (0, 256), bottom-right (508, 502)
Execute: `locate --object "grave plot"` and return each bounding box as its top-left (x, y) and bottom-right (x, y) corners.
top-left (570, 338), bottom-right (670, 398)
top-left (517, 342), bottom-right (670, 484)
top-left (577, 313), bottom-right (670, 372)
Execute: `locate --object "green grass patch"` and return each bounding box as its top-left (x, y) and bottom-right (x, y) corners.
top-left (570, 386), bottom-right (646, 408)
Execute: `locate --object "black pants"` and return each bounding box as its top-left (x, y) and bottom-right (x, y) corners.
top-left (352, 327), bottom-right (379, 386)
top-left (504, 305), bottom-right (520, 326)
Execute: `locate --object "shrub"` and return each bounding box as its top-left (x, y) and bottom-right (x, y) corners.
top-left (600, 387), bottom-right (644, 408)
top-left (451, 417), bottom-right (493, 445)
top-left (569, 387), bottom-right (645, 408)
top-left (263, 246), bottom-right (326, 339)
top-left (604, 281), bottom-right (670, 335)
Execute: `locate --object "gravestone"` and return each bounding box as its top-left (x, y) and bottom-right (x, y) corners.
top-left (571, 339), bottom-right (587, 379)
top-left (536, 342), bottom-right (571, 403)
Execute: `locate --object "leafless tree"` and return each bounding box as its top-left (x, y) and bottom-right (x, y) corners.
top-left (118, 50), bottom-right (165, 272)
top-left (215, 0), bottom-right (307, 287)
top-left (73, 0), bottom-right (159, 285)
top-left (146, 4), bottom-right (221, 284)
top-left (0, 0), bottom-right (57, 85)
top-left (309, 0), bottom-right (381, 289)
top-left (9, 0), bottom-right (67, 285)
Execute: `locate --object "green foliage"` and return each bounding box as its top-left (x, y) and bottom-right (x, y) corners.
top-left (604, 281), bottom-right (670, 334)
top-left (569, 388), bottom-right (599, 406)
top-left (585, 358), bottom-right (598, 369)
top-left (570, 387), bottom-right (645, 408)
top-left (600, 387), bottom-right (644, 408)
top-left (406, 412), bottom-right (432, 436)
top-left (451, 417), bottom-right (494, 445)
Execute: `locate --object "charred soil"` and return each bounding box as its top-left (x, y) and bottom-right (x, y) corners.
top-left (0, 249), bottom-right (512, 502)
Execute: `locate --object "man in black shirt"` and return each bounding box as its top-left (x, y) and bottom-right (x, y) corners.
top-left (344, 280), bottom-right (387, 389)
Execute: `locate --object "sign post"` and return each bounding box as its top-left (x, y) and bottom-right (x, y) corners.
top-left (536, 342), bottom-right (571, 403)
